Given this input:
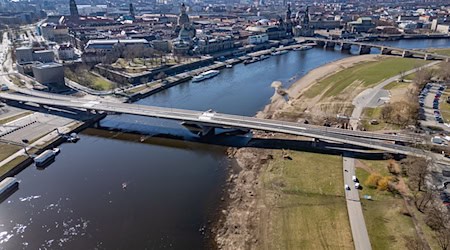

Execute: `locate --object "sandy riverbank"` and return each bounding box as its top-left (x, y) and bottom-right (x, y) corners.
top-left (256, 54), bottom-right (379, 120)
top-left (215, 55), bottom-right (379, 249)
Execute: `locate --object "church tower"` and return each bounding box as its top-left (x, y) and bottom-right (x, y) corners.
top-left (69, 0), bottom-right (79, 18)
top-left (129, 3), bottom-right (135, 20)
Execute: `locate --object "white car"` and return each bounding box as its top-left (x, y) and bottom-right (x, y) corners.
top-left (345, 184), bottom-right (350, 190)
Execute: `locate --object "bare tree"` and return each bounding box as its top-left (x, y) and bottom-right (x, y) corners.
top-left (401, 157), bottom-right (429, 192)
top-left (426, 204), bottom-right (450, 250)
top-left (414, 67), bottom-right (433, 88)
top-left (413, 189), bottom-right (433, 213)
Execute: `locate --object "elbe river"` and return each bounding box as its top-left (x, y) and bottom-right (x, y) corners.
top-left (0, 39), bottom-right (449, 249)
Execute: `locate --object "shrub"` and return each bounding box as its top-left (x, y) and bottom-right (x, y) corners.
top-left (365, 173), bottom-right (382, 188)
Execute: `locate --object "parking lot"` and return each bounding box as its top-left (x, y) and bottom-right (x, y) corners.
top-left (419, 82), bottom-right (448, 129)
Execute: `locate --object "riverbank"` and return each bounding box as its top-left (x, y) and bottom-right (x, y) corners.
top-left (214, 55), bottom-right (376, 249)
top-left (215, 55), bottom-right (432, 249)
top-left (0, 113), bottom-right (105, 181)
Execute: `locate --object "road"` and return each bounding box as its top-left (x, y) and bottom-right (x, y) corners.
top-left (0, 92), bottom-right (431, 158)
top-left (343, 155), bottom-right (371, 250)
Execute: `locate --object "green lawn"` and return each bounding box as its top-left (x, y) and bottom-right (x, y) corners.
top-left (304, 57), bottom-right (428, 99)
top-left (361, 107), bottom-right (401, 131)
top-left (65, 68), bottom-right (116, 91)
top-left (262, 151), bottom-right (353, 249)
top-left (383, 81), bottom-right (408, 90)
top-left (429, 48), bottom-right (450, 56)
top-left (356, 161), bottom-right (417, 250)
top-left (0, 155), bottom-right (28, 177)
top-left (0, 143), bottom-right (21, 162)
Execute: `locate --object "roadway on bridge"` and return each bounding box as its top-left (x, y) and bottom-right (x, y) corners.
top-left (0, 92), bottom-right (428, 157)
top-left (6, 88), bottom-right (416, 143)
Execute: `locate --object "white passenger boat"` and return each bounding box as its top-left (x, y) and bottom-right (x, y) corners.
top-left (271, 50), bottom-right (288, 56)
top-left (34, 149), bottom-right (56, 168)
top-left (0, 177), bottom-right (18, 198)
top-left (294, 45), bottom-right (313, 51)
top-left (192, 70), bottom-right (220, 82)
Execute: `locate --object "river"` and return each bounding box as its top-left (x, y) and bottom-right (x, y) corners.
top-left (0, 39), bottom-right (449, 249)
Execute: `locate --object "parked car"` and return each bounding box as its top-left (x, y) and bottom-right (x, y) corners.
top-left (0, 84), bottom-right (8, 91)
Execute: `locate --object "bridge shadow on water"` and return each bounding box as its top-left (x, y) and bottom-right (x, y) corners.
top-left (87, 126), bottom-right (395, 161)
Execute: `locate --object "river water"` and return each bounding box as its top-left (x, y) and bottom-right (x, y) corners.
top-left (1, 39), bottom-right (449, 249)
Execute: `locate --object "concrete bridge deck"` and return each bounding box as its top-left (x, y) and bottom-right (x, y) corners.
top-left (0, 92), bottom-right (428, 158)
top-left (302, 37), bottom-right (450, 61)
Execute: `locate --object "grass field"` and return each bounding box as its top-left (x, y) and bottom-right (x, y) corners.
top-left (356, 160), bottom-right (417, 250)
top-left (0, 143), bottom-right (21, 162)
top-left (304, 57), bottom-right (428, 99)
top-left (429, 48), bottom-right (450, 56)
top-left (0, 155), bottom-right (28, 177)
top-left (261, 151), bottom-right (353, 249)
top-left (0, 111), bottom-right (32, 124)
top-left (383, 81), bottom-right (409, 90)
top-left (361, 107), bottom-right (401, 131)
top-left (65, 68), bottom-right (116, 91)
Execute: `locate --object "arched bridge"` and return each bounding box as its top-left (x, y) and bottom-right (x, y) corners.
top-left (303, 37), bottom-right (450, 61)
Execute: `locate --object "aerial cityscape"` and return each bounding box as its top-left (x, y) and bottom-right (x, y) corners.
top-left (0, 0), bottom-right (450, 249)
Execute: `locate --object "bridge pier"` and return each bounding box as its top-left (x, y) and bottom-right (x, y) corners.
top-left (315, 41), bottom-right (325, 47)
top-left (424, 54), bottom-right (433, 60)
top-left (325, 41), bottom-right (336, 49)
top-left (402, 50), bottom-right (413, 58)
top-left (380, 47), bottom-right (392, 55)
top-left (340, 43), bottom-right (351, 51)
top-left (358, 45), bottom-right (371, 55)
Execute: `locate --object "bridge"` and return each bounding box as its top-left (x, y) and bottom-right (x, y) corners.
top-left (0, 92), bottom-right (428, 158)
top-left (303, 37), bottom-right (450, 61)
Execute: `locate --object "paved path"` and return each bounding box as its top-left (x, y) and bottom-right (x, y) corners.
top-left (350, 61), bottom-right (440, 130)
top-left (343, 155), bottom-right (371, 250)
top-left (345, 62), bottom-right (438, 250)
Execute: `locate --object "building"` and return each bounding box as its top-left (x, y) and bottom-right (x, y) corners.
top-left (15, 47), bottom-right (34, 64)
top-left (32, 63), bottom-right (65, 87)
top-left (82, 39), bottom-right (150, 63)
top-left (171, 3), bottom-right (196, 55)
top-left (347, 17), bottom-right (375, 33)
top-left (247, 34), bottom-right (269, 44)
top-left (57, 44), bottom-right (75, 60)
top-left (33, 50), bottom-right (55, 63)
top-left (84, 39), bottom-right (150, 53)
top-left (436, 24), bottom-right (450, 34)
top-left (292, 6), bottom-right (315, 37)
top-left (15, 47), bottom-right (55, 64)
top-left (194, 36), bottom-right (234, 54)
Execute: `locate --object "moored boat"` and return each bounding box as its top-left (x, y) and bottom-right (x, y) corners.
top-left (192, 70), bottom-right (220, 82)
